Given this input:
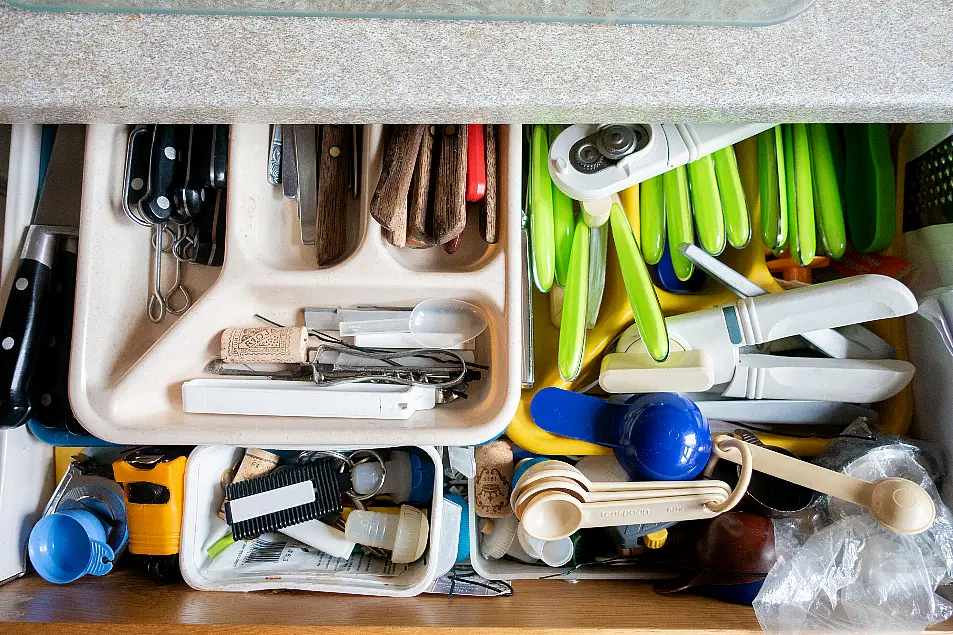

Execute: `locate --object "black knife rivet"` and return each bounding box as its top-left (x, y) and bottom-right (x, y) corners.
top-left (1, 337), bottom-right (14, 350)
top-left (14, 278), bottom-right (27, 291)
top-left (54, 283), bottom-right (62, 294)
top-left (47, 336), bottom-right (56, 348)
top-left (131, 177), bottom-right (144, 191)
top-left (163, 146), bottom-right (176, 160)
top-left (157, 196), bottom-right (171, 210)
top-left (40, 394), bottom-right (51, 407)
top-left (445, 125), bottom-right (457, 135)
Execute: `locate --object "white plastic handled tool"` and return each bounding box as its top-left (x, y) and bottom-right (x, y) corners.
top-left (182, 380), bottom-right (436, 419)
top-left (677, 242), bottom-right (893, 360)
top-left (713, 435), bottom-right (935, 535)
top-left (601, 275), bottom-right (918, 402)
top-left (722, 354), bottom-right (915, 401)
top-left (548, 124), bottom-right (774, 201)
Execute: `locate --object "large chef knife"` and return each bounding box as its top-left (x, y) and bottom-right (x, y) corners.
top-left (0, 125), bottom-right (85, 429)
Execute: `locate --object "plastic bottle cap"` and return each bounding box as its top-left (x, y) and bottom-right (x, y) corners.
top-left (444, 494), bottom-right (470, 563)
top-left (480, 514), bottom-right (518, 559)
top-left (539, 537), bottom-right (574, 567)
top-left (643, 528), bottom-right (668, 549)
top-left (391, 505), bottom-right (429, 564)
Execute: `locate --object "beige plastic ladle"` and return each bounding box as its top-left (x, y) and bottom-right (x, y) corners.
top-left (520, 489), bottom-right (729, 541)
top-left (512, 476), bottom-right (732, 518)
top-left (712, 435), bottom-right (936, 535)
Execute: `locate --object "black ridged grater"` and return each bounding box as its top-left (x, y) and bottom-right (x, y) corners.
top-left (224, 458), bottom-right (343, 540)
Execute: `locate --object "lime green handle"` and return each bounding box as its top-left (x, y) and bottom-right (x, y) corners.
top-left (552, 183), bottom-right (575, 288)
top-left (663, 166), bottom-right (694, 282)
top-left (587, 222), bottom-right (608, 329)
top-left (687, 154), bottom-right (726, 256)
top-left (758, 127), bottom-right (786, 253)
top-left (558, 219), bottom-right (589, 381)
top-left (531, 125), bottom-right (555, 292)
top-left (713, 146), bottom-right (751, 249)
top-left (609, 203), bottom-right (669, 362)
top-left (790, 123), bottom-right (816, 266)
top-left (808, 123), bottom-right (846, 259)
top-left (639, 175), bottom-right (665, 265)
top-left (843, 123), bottom-right (896, 253)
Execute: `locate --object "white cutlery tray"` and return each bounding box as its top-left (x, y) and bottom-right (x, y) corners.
top-left (179, 444), bottom-right (442, 596)
top-left (70, 124), bottom-right (522, 446)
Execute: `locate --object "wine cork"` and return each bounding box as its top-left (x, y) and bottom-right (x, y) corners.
top-left (219, 448), bottom-right (280, 520)
top-left (474, 440), bottom-right (514, 518)
top-left (220, 327), bottom-right (308, 364)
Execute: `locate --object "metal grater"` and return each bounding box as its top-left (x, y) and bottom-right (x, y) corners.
top-left (904, 136), bottom-right (953, 230)
top-left (224, 459), bottom-right (343, 540)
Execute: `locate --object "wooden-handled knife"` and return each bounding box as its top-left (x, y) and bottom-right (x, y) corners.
top-left (433, 124), bottom-right (468, 245)
top-left (315, 124), bottom-right (350, 265)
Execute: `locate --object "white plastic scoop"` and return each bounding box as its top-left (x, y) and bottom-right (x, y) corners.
top-left (338, 298), bottom-right (489, 348)
top-left (712, 435), bottom-right (936, 535)
top-left (513, 477), bottom-right (732, 519)
top-left (520, 489), bottom-right (729, 541)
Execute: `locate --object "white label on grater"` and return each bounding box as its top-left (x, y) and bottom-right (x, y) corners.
top-left (228, 481), bottom-right (316, 523)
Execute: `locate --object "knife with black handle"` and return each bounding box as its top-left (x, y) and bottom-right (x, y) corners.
top-left (194, 188), bottom-right (227, 267)
top-left (139, 124), bottom-right (188, 225)
top-left (30, 237), bottom-right (86, 434)
top-left (0, 125), bottom-right (85, 430)
top-left (176, 125), bottom-right (215, 222)
top-left (208, 124), bottom-right (229, 190)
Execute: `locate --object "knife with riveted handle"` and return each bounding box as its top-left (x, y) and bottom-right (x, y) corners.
top-left (371, 125), bottom-right (425, 234)
top-left (315, 124), bottom-right (350, 265)
top-left (433, 124), bottom-right (468, 245)
top-left (408, 125), bottom-right (437, 246)
top-left (0, 125), bottom-right (84, 429)
top-left (139, 124), bottom-right (188, 225)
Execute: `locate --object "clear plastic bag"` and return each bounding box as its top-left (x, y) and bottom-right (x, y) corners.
top-left (753, 425), bottom-right (953, 634)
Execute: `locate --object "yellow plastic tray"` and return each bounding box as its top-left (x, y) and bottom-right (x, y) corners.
top-left (506, 132), bottom-right (913, 457)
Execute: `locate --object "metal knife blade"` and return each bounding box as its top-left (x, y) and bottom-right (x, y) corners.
top-left (0, 125), bottom-right (85, 429)
top-left (294, 124), bottom-right (318, 246)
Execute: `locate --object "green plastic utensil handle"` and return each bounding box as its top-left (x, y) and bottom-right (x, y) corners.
top-left (586, 222), bottom-right (608, 329)
top-left (808, 123), bottom-right (847, 259)
top-left (639, 174), bottom-right (665, 265)
top-left (552, 182), bottom-right (575, 288)
top-left (558, 219), bottom-right (589, 381)
top-left (844, 123), bottom-right (896, 253)
top-left (609, 203), bottom-right (669, 362)
top-left (713, 146), bottom-right (751, 249)
top-left (791, 123), bottom-right (816, 266)
top-left (774, 126), bottom-right (789, 253)
top-left (663, 165), bottom-right (694, 281)
top-left (531, 125), bottom-right (555, 292)
top-left (758, 129), bottom-right (784, 251)
top-left (687, 154), bottom-right (726, 256)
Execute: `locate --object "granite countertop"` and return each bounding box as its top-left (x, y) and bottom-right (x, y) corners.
top-left (0, 0), bottom-right (951, 122)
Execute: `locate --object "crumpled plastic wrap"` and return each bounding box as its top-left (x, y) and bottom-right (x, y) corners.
top-left (753, 423), bottom-right (953, 634)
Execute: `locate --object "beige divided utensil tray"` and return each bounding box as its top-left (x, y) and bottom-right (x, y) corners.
top-left (70, 124), bottom-right (522, 446)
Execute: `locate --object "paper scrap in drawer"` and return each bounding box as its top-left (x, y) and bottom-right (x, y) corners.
top-left (209, 534), bottom-right (409, 577)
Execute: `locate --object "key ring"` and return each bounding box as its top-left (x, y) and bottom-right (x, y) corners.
top-left (297, 449), bottom-right (387, 502)
top-left (705, 435), bottom-right (753, 513)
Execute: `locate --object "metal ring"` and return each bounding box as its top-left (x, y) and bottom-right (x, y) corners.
top-left (706, 435), bottom-right (754, 513)
top-left (345, 449), bottom-right (387, 502)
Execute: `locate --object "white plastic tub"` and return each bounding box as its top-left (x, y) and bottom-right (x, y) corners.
top-left (180, 444), bottom-right (443, 596)
top-left (70, 124), bottom-right (522, 447)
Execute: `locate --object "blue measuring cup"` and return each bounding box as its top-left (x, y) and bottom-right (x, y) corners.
top-left (529, 388), bottom-right (712, 481)
top-left (28, 508), bottom-right (116, 584)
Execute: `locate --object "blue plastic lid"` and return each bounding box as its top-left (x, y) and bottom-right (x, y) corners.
top-left (613, 393), bottom-right (712, 480)
top-left (408, 453), bottom-right (436, 503)
top-left (444, 494), bottom-right (470, 563)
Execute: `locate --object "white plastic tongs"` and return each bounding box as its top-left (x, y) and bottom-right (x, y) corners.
top-left (548, 123), bottom-right (775, 200)
top-left (600, 274), bottom-right (918, 403)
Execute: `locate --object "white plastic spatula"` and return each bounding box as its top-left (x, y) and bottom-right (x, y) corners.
top-left (712, 435), bottom-right (936, 535)
top-left (338, 298), bottom-right (489, 348)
